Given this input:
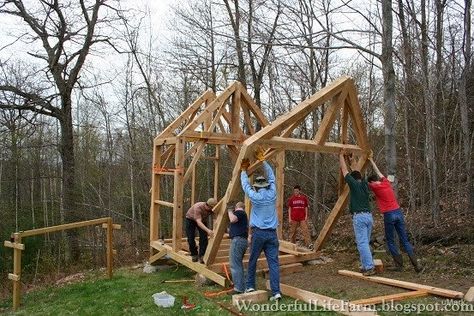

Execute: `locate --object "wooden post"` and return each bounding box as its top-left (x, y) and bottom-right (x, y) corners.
top-left (172, 138), bottom-right (185, 251)
top-left (275, 151), bottom-right (285, 239)
top-left (150, 144), bottom-right (161, 251)
top-left (12, 233), bottom-right (22, 311)
top-left (191, 164), bottom-right (196, 205)
top-left (214, 145), bottom-right (219, 200)
top-left (106, 218), bottom-right (113, 278)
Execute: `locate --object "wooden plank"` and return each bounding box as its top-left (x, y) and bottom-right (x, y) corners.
top-left (314, 156), bottom-right (368, 251)
top-left (238, 83), bottom-right (270, 127)
top-left (257, 137), bottom-right (366, 155)
top-left (278, 240), bottom-right (297, 251)
top-left (232, 290), bottom-right (268, 306)
top-left (180, 82), bottom-right (238, 135)
top-left (275, 151), bottom-right (285, 239)
top-left (270, 282), bottom-right (377, 316)
top-left (155, 200), bottom-right (174, 208)
top-left (345, 85), bottom-right (369, 149)
top-left (101, 223), bottom-right (121, 230)
top-left (18, 218), bottom-right (110, 238)
top-left (106, 218), bottom-right (113, 278)
top-left (150, 145), bottom-right (161, 249)
top-left (12, 233), bottom-right (22, 311)
top-left (149, 249), bottom-right (168, 264)
top-left (350, 290), bottom-right (429, 306)
top-left (172, 138), bottom-right (185, 251)
top-left (8, 273), bottom-right (20, 281)
top-left (159, 244), bottom-right (228, 287)
top-left (4, 241), bottom-right (25, 250)
top-left (231, 88), bottom-right (241, 133)
top-left (338, 270), bottom-right (465, 299)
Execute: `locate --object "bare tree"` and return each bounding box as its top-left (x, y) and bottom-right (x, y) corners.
top-left (0, 0), bottom-right (117, 260)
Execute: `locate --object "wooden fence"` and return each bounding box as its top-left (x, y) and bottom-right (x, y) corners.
top-left (3, 217), bottom-right (120, 311)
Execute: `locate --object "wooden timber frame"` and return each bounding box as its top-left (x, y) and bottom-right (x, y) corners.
top-left (3, 217), bottom-right (120, 311)
top-left (149, 76), bottom-right (372, 286)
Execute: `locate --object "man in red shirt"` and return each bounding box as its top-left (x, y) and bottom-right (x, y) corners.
top-left (368, 158), bottom-right (423, 273)
top-left (287, 185), bottom-right (313, 250)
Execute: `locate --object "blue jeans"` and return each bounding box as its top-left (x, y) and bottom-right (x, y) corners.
top-left (352, 212), bottom-right (374, 270)
top-left (246, 228), bottom-right (280, 295)
top-left (383, 209), bottom-right (414, 257)
top-left (229, 236), bottom-right (248, 292)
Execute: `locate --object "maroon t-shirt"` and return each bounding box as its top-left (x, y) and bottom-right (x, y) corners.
top-left (287, 194), bottom-right (308, 221)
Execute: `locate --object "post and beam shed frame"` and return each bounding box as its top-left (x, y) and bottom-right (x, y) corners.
top-left (148, 76), bottom-right (371, 286)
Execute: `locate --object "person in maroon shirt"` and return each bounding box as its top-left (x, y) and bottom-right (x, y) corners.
top-left (287, 185), bottom-right (313, 250)
top-left (185, 198), bottom-right (217, 263)
top-left (368, 158), bottom-right (423, 273)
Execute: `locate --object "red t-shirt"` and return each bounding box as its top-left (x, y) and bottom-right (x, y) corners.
top-left (287, 194), bottom-right (308, 221)
top-left (368, 177), bottom-right (400, 213)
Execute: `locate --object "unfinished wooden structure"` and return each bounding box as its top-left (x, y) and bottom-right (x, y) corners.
top-left (149, 76), bottom-right (372, 286)
top-left (3, 217), bottom-right (120, 310)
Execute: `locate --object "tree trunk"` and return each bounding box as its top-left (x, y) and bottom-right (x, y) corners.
top-left (381, 0), bottom-right (397, 184)
top-left (59, 97), bottom-right (80, 261)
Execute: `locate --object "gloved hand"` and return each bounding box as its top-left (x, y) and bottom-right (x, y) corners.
top-left (240, 158), bottom-right (250, 171)
top-left (368, 149), bottom-right (374, 160)
top-left (255, 146), bottom-right (266, 162)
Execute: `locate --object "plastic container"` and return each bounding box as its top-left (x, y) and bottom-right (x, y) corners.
top-left (152, 291), bottom-right (175, 307)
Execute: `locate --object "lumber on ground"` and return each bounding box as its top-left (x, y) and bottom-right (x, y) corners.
top-left (267, 281), bottom-right (377, 316)
top-left (338, 270), bottom-right (464, 299)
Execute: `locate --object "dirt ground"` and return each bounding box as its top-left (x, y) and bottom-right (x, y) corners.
top-left (246, 243), bottom-right (474, 315)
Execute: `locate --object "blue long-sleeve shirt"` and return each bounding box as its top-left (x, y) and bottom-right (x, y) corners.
top-left (240, 161), bottom-right (278, 229)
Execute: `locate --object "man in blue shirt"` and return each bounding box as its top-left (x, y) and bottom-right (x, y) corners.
top-left (240, 151), bottom-right (281, 301)
top-left (228, 201), bottom-right (248, 294)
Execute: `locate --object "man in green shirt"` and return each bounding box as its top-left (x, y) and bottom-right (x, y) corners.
top-left (339, 152), bottom-right (375, 276)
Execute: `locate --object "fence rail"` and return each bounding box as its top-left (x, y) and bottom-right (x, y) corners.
top-left (3, 217), bottom-right (120, 311)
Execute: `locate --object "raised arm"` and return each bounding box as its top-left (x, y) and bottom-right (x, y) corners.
top-left (339, 152), bottom-right (349, 176)
top-left (262, 161), bottom-right (275, 184)
top-left (369, 158), bottom-right (384, 179)
top-left (228, 209), bottom-right (238, 223)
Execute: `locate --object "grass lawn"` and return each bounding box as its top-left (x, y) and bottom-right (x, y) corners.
top-left (0, 265), bottom-right (336, 316)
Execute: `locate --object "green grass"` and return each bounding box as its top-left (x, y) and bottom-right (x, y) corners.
top-left (0, 266), bottom-right (338, 316)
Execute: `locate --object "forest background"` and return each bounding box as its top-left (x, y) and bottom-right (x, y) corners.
top-left (0, 0), bottom-right (472, 295)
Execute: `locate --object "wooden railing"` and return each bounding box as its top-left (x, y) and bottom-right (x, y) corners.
top-left (3, 217), bottom-right (120, 311)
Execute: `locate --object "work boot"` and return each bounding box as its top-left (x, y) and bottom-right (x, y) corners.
top-left (387, 255), bottom-right (403, 271)
top-left (409, 254), bottom-right (424, 273)
top-left (192, 255), bottom-right (198, 262)
top-left (199, 256), bottom-right (205, 264)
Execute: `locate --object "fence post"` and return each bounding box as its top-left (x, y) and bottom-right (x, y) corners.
top-left (12, 233), bottom-right (22, 311)
top-left (106, 217), bottom-right (113, 278)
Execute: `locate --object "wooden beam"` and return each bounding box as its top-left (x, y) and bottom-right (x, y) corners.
top-left (232, 290), bottom-right (268, 306)
top-left (267, 282), bottom-right (377, 316)
top-left (313, 89), bottom-right (347, 144)
top-left (214, 145), bottom-right (220, 200)
top-left (275, 151), bottom-right (285, 239)
top-left (159, 244), bottom-right (228, 287)
top-left (350, 290), bottom-right (429, 306)
top-left (231, 88), bottom-right (241, 133)
top-left (154, 137), bottom-right (178, 146)
top-left (150, 145), bottom-right (162, 248)
top-left (157, 89), bottom-right (215, 138)
top-left (338, 270), bottom-right (464, 299)
top-left (257, 137), bottom-right (366, 155)
top-left (101, 223), bottom-right (121, 230)
top-left (183, 131), bottom-right (247, 145)
top-left (8, 273), bottom-right (20, 282)
top-left (172, 138), bottom-right (185, 251)
top-left (106, 217), bottom-right (113, 278)
top-left (238, 83), bottom-right (270, 127)
top-left (244, 77), bottom-right (350, 143)
top-left (4, 241), bottom-right (25, 250)
top-left (180, 82), bottom-right (238, 134)
top-left (345, 86), bottom-right (369, 149)
top-left (155, 200), bottom-right (174, 208)
top-left (17, 218), bottom-right (110, 238)
top-left (12, 233), bottom-right (22, 311)
top-left (149, 249), bottom-right (168, 264)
